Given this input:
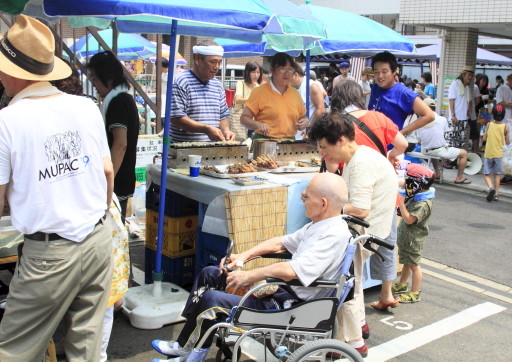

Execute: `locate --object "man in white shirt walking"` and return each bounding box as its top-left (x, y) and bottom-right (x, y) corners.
top-left (496, 73), bottom-right (512, 124)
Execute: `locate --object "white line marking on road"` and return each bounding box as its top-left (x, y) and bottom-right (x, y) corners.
top-left (365, 302), bottom-right (506, 361)
top-left (422, 258), bottom-right (512, 294)
top-left (132, 266), bottom-right (145, 286)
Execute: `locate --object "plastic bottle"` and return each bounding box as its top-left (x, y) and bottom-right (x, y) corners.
top-left (132, 183), bottom-right (146, 235)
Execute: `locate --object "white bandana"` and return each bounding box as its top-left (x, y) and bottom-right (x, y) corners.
top-left (192, 45), bottom-right (224, 57)
top-left (101, 84), bottom-right (129, 121)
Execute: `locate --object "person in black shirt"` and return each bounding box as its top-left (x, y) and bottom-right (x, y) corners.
top-left (87, 51), bottom-right (139, 218)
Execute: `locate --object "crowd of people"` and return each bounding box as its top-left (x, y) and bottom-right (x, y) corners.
top-left (0, 14), bottom-right (510, 362)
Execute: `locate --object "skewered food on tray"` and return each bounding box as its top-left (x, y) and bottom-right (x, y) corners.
top-left (202, 165), bottom-right (224, 174)
top-left (227, 163), bottom-right (259, 174)
top-left (310, 156), bottom-right (322, 166)
top-left (296, 161), bottom-right (310, 167)
top-left (251, 155), bottom-right (280, 169)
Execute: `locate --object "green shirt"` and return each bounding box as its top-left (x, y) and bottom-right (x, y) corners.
top-left (397, 199), bottom-right (433, 249)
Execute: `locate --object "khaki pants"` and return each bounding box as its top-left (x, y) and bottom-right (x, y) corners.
top-left (0, 220), bottom-right (113, 362)
top-left (336, 242), bottom-right (372, 342)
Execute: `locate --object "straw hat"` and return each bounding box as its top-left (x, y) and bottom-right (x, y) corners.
top-left (362, 67), bottom-right (373, 76)
top-left (423, 97), bottom-right (436, 109)
top-left (0, 15), bottom-right (71, 81)
top-left (461, 65), bottom-right (475, 74)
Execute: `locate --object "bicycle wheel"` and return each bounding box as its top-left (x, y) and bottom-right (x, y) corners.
top-left (287, 339), bottom-right (363, 362)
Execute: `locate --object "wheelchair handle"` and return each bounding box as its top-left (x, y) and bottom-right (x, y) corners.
top-left (342, 214), bottom-right (370, 229)
top-left (366, 234), bottom-right (395, 250)
top-left (352, 234), bottom-right (395, 250)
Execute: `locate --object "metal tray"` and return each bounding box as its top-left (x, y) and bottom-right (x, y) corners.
top-left (268, 161), bottom-right (320, 173)
top-left (231, 176), bottom-right (268, 186)
top-left (200, 165), bottom-right (263, 179)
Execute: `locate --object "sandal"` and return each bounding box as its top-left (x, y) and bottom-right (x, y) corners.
top-left (494, 195), bottom-right (499, 201)
top-left (398, 291), bottom-right (421, 303)
top-left (371, 297), bottom-right (400, 311)
top-left (392, 282), bottom-right (408, 294)
top-left (454, 178), bottom-right (471, 185)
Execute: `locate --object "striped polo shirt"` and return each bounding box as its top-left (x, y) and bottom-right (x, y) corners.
top-left (170, 69), bottom-right (229, 142)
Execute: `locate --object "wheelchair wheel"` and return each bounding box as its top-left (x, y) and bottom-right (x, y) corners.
top-left (264, 316), bottom-right (339, 359)
top-left (287, 339), bottom-right (363, 362)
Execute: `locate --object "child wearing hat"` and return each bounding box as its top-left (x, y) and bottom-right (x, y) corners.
top-left (332, 61), bottom-right (353, 88)
top-left (393, 164), bottom-right (435, 303)
top-left (482, 104), bottom-right (510, 201)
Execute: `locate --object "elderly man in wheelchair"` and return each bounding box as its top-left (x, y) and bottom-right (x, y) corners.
top-left (152, 172), bottom-right (392, 362)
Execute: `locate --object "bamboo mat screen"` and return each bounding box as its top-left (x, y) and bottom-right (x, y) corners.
top-left (225, 187), bottom-right (288, 270)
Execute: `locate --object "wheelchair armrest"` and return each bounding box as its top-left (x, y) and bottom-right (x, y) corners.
top-left (260, 252), bottom-right (292, 259)
top-left (265, 277), bottom-right (337, 287)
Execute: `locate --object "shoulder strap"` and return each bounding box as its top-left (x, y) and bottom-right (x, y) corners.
top-left (346, 113), bottom-right (386, 156)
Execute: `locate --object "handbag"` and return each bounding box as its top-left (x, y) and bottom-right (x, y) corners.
top-left (477, 105), bottom-right (492, 125)
top-left (229, 81), bottom-right (249, 142)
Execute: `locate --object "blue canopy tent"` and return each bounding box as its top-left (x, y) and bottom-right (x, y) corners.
top-left (70, 29), bottom-right (159, 61)
top-left (215, 3), bottom-right (415, 116)
top-left (42, 0), bottom-right (327, 307)
top-left (395, 44), bottom-right (512, 66)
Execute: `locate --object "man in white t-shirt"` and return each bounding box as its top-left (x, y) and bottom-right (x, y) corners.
top-left (496, 73), bottom-right (512, 123)
top-left (308, 112), bottom-right (397, 358)
top-left (417, 98), bottom-right (471, 184)
top-left (448, 65), bottom-right (474, 149)
top-left (0, 15), bottom-right (114, 361)
top-left (290, 65), bottom-right (325, 123)
top-left (151, 172), bottom-right (351, 361)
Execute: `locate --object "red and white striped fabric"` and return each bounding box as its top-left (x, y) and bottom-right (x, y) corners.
top-left (350, 57), bottom-right (367, 82)
top-left (429, 60), bottom-right (438, 85)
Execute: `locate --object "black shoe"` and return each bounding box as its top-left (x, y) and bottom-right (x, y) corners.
top-left (486, 188), bottom-right (496, 202)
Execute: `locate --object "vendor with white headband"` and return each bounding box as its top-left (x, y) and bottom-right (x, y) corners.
top-left (170, 41), bottom-right (235, 142)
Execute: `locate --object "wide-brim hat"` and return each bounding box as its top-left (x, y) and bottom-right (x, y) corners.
top-left (0, 14), bottom-right (71, 81)
top-left (461, 65), bottom-right (475, 74)
top-left (423, 98), bottom-right (436, 109)
top-left (362, 67), bottom-right (373, 76)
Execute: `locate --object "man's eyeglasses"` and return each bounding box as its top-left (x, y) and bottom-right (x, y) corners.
top-left (278, 68), bottom-right (295, 75)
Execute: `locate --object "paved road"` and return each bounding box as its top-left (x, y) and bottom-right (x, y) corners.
top-left (103, 183), bottom-right (511, 361)
top-left (2, 183), bottom-right (507, 361)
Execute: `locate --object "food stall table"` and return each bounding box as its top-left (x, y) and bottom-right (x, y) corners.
top-left (145, 164), bottom-right (381, 288)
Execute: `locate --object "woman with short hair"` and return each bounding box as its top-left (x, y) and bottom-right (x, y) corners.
top-left (240, 53), bottom-right (307, 140)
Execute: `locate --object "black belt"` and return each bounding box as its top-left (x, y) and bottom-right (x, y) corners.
top-left (425, 146), bottom-right (444, 153)
top-left (24, 214), bottom-right (107, 241)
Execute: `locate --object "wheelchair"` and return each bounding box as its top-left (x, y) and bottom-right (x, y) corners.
top-left (194, 215), bottom-right (394, 362)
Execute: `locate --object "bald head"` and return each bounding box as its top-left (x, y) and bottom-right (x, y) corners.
top-left (302, 173), bottom-right (348, 222)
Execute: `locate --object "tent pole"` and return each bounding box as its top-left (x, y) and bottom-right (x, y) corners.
top-left (305, 49), bottom-right (311, 119)
top-left (154, 19), bottom-right (178, 296)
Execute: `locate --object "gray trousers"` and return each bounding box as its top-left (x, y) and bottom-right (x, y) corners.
top-left (0, 219), bottom-right (113, 362)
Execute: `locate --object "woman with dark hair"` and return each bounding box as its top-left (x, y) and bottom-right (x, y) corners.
top-left (329, 79), bottom-right (407, 326)
top-left (240, 53), bottom-right (307, 140)
top-left (230, 61), bottom-right (261, 141)
top-left (472, 73), bottom-right (490, 153)
top-left (87, 50), bottom-right (139, 218)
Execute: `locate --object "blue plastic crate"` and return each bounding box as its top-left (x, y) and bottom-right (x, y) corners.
top-left (144, 271), bottom-right (194, 290)
top-left (195, 246), bottom-right (225, 271)
top-left (144, 247), bottom-right (195, 288)
top-left (146, 182), bottom-right (198, 217)
top-left (197, 202), bottom-right (209, 228)
top-left (196, 231), bottom-right (230, 256)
